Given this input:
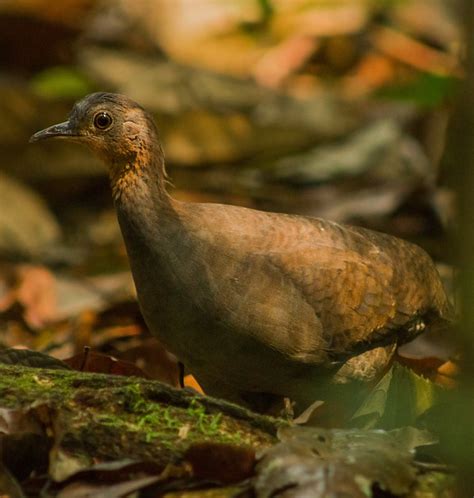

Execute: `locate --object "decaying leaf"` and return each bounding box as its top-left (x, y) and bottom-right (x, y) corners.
top-left (396, 355), bottom-right (458, 388)
top-left (0, 463), bottom-right (25, 498)
top-left (0, 174), bottom-right (61, 259)
top-left (55, 475), bottom-right (161, 498)
top-left (63, 348), bottom-right (150, 379)
top-left (0, 264), bottom-right (58, 329)
top-left (115, 337), bottom-right (181, 387)
top-left (0, 348), bottom-right (71, 370)
top-left (254, 425), bottom-right (435, 497)
top-left (0, 432), bottom-right (49, 481)
top-left (0, 403), bottom-right (52, 482)
top-left (184, 442), bottom-right (256, 484)
top-left (271, 118), bottom-right (429, 185)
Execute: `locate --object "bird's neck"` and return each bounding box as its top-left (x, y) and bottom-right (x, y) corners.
top-left (109, 139), bottom-right (170, 209)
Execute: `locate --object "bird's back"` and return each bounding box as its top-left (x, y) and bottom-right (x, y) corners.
top-left (177, 201), bottom-right (452, 358)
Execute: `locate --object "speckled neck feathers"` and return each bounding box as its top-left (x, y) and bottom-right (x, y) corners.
top-left (109, 115), bottom-right (169, 207)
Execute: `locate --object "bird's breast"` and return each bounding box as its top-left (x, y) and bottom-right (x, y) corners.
top-left (118, 214), bottom-right (329, 384)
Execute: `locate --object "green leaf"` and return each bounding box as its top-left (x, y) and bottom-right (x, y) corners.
top-left (351, 363), bottom-right (443, 429)
top-left (350, 366), bottom-right (393, 429)
top-left (377, 73), bottom-right (459, 109)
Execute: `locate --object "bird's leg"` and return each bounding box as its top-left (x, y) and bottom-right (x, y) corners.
top-left (178, 361), bottom-right (185, 388)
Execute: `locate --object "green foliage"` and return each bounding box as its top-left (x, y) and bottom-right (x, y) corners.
top-left (351, 363), bottom-right (443, 429)
top-left (30, 66), bottom-right (94, 99)
top-left (256, 0), bottom-right (273, 20)
top-left (377, 73), bottom-right (459, 109)
top-left (371, 0), bottom-right (412, 7)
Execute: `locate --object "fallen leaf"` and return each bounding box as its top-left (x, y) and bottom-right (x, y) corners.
top-left (63, 349), bottom-right (149, 379)
top-left (0, 433), bottom-right (49, 481)
top-left (254, 35), bottom-right (319, 88)
top-left (116, 337), bottom-right (180, 387)
top-left (436, 360), bottom-right (459, 378)
top-left (184, 442), bottom-right (256, 484)
top-left (0, 348), bottom-right (71, 370)
top-left (0, 463), bottom-right (25, 498)
top-left (56, 475), bottom-right (161, 498)
top-left (396, 323), bottom-right (459, 389)
top-left (255, 425), bottom-right (432, 498)
top-left (0, 403), bottom-right (53, 482)
top-left (56, 459), bottom-right (163, 485)
top-left (0, 173), bottom-right (61, 258)
top-left (0, 264), bottom-right (57, 329)
top-left (371, 25), bottom-right (461, 76)
top-left (0, 405), bottom-right (45, 437)
top-left (52, 460), bottom-right (179, 497)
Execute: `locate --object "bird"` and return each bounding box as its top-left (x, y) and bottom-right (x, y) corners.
top-left (30, 92), bottom-right (453, 414)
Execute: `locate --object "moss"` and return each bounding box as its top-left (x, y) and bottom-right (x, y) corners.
top-left (0, 364), bottom-right (277, 465)
top-left (186, 398), bottom-right (222, 435)
top-left (92, 394), bottom-right (251, 451)
top-left (0, 365), bottom-right (75, 407)
top-left (121, 382), bottom-right (149, 412)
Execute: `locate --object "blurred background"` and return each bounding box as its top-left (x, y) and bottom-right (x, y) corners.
top-left (0, 0), bottom-right (461, 381)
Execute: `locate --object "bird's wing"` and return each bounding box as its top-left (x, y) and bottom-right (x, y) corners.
top-left (191, 205), bottom-right (450, 358)
top-left (262, 242), bottom-right (402, 358)
top-left (245, 213), bottom-right (448, 359)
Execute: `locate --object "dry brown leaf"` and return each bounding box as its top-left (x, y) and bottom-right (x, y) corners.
top-left (343, 52), bottom-right (396, 97)
top-left (116, 337), bottom-right (181, 387)
top-left (396, 352), bottom-right (459, 388)
top-left (63, 348), bottom-right (150, 379)
top-left (0, 0), bottom-right (95, 27)
top-left (184, 442), bottom-right (256, 484)
top-left (0, 264), bottom-right (57, 329)
top-left (371, 25), bottom-right (462, 76)
top-left (254, 35), bottom-right (319, 88)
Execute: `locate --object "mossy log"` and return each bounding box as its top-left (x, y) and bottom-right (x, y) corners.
top-left (0, 364), bottom-right (279, 467)
top-left (0, 364), bottom-right (454, 497)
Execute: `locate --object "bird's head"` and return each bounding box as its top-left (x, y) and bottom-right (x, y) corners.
top-left (30, 92), bottom-right (161, 170)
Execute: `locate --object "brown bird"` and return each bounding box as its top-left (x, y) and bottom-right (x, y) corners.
top-left (30, 93), bottom-right (453, 413)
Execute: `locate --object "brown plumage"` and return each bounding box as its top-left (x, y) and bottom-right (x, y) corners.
top-left (30, 93), bottom-right (453, 413)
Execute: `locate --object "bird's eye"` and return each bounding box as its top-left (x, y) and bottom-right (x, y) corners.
top-left (93, 112), bottom-right (113, 130)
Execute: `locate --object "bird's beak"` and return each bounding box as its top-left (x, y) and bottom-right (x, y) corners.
top-left (29, 121), bottom-right (77, 143)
